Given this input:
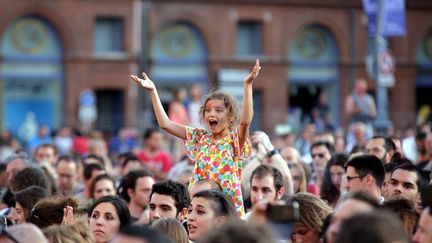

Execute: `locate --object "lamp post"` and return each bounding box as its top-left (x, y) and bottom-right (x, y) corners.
top-left (373, 0), bottom-right (392, 134)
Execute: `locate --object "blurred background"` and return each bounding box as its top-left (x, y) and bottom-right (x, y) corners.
top-left (0, 0), bottom-right (431, 144)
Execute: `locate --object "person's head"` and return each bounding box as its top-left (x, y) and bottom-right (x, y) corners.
top-left (366, 136), bottom-right (396, 164)
top-left (320, 153), bottom-right (347, 205)
top-left (34, 144), bottom-right (58, 165)
top-left (201, 220), bottom-right (277, 243)
top-left (199, 90), bottom-right (239, 134)
top-left (0, 224), bottom-right (48, 243)
top-left (187, 190), bottom-right (237, 241)
top-left (344, 154), bottom-right (385, 200)
top-left (388, 163), bottom-right (428, 204)
top-left (43, 219), bottom-right (93, 243)
top-left (250, 165), bottom-right (285, 206)
top-left (335, 210), bottom-right (410, 243)
top-left (326, 191), bottom-right (379, 243)
top-left (172, 87), bottom-right (187, 102)
top-left (151, 217), bottom-right (189, 243)
top-left (29, 196), bottom-right (79, 229)
top-left (383, 198), bottom-right (419, 235)
top-left (88, 195), bottom-right (131, 243)
top-left (143, 128), bottom-right (163, 151)
top-left (351, 122), bottom-right (367, 141)
top-left (90, 174), bottom-right (117, 200)
top-left (310, 141), bottom-right (334, 173)
top-left (87, 139), bottom-right (108, 157)
top-left (119, 155), bottom-right (142, 176)
top-left (280, 146), bottom-right (300, 163)
top-left (118, 169), bottom-right (154, 208)
top-left (190, 83), bottom-right (203, 101)
top-left (14, 186), bottom-right (50, 224)
top-left (413, 207), bottom-right (432, 243)
top-left (10, 166), bottom-right (51, 193)
top-left (288, 163), bottom-right (307, 193)
top-left (354, 78), bottom-right (368, 95)
top-left (56, 155), bottom-right (81, 194)
top-left (286, 192), bottom-right (332, 243)
top-left (83, 153), bottom-right (105, 165)
top-left (189, 179), bottom-right (222, 198)
top-left (4, 151), bottom-right (33, 183)
top-left (149, 180), bottom-right (190, 223)
top-left (83, 163), bottom-right (106, 188)
top-left (111, 224), bottom-right (173, 243)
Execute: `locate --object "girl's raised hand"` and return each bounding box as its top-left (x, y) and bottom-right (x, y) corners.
top-left (130, 72), bottom-right (156, 91)
top-left (244, 59), bottom-right (261, 84)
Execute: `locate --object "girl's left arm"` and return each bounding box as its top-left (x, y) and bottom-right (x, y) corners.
top-left (238, 59), bottom-right (261, 149)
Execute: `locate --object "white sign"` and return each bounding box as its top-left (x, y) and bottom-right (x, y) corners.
top-left (377, 50), bottom-right (395, 87)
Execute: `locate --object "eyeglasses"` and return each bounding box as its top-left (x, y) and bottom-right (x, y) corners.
top-left (346, 175), bottom-right (366, 182)
top-left (0, 226), bottom-right (19, 243)
top-left (311, 153), bottom-right (326, 159)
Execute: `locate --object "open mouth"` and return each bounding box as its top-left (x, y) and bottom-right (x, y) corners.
top-left (208, 119), bottom-right (218, 128)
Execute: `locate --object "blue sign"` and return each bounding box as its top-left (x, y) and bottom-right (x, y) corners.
top-left (80, 90), bottom-right (96, 107)
top-left (363, 0), bottom-right (406, 37)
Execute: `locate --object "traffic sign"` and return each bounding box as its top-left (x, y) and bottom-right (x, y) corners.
top-left (377, 50), bottom-right (395, 87)
top-left (378, 50), bottom-right (395, 75)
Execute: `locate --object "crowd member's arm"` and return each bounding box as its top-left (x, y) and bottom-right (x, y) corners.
top-left (242, 131), bottom-right (294, 196)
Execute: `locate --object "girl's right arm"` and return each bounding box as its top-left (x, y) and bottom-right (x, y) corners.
top-left (130, 73), bottom-right (187, 140)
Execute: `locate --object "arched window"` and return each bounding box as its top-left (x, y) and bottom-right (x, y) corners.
top-left (288, 24), bottom-right (340, 131)
top-left (0, 16), bottom-right (63, 142)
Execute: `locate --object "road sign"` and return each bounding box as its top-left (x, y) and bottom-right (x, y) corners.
top-left (378, 50), bottom-right (395, 75)
top-left (377, 50), bottom-right (395, 87)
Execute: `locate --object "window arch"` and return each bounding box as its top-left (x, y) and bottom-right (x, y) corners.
top-left (0, 16), bottom-right (63, 141)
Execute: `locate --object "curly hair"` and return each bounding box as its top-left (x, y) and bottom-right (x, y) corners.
top-left (150, 180), bottom-right (190, 214)
top-left (285, 192), bottom-right (332, 234)
top-left (199, 90), bottom-right (239, 131)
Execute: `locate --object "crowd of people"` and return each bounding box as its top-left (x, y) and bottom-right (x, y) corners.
top-left (0, 60), bottom-right (431, 243)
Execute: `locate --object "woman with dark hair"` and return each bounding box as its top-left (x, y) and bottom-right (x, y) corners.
top-left (187, 190), bottom-right (238, 242)
top-left (320, 153), bottom-right (348, 207)
top-left (13, 186), bottom-right (50, 224)
top-left (88, 195), bottom-right (131, 243)
top-left (89, 174), bottom-right (117, 200)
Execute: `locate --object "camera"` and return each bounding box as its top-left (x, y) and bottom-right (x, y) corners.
top-left (266, 202), bottom-right (300, 222)
top-left (265, 202), bottom-right (300, 240)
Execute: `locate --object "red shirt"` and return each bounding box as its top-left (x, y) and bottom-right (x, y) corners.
top-left (137, 150), bottom-right (173, 173)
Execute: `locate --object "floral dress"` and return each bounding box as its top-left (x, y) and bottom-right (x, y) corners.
top-left (184, 127), bottom-right (252, 216)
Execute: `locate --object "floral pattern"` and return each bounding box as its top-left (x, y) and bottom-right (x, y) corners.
top-left (184, 127), bottom-right (251, 216)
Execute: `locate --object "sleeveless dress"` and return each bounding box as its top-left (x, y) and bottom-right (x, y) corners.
top-left (184, 127), bottom-right (252, 216)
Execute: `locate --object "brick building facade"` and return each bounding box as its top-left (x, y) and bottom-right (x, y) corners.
top-left (1, 0), bottom-right (432, 138)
